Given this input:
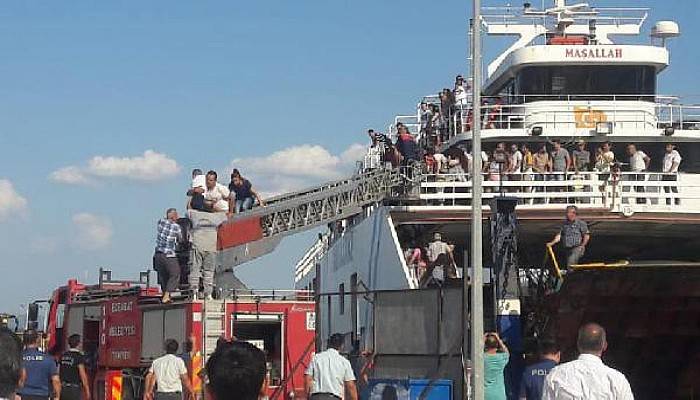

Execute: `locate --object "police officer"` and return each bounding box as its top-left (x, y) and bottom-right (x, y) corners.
top-left (519, 339), bottom-right (560, 400)
top-left (59, 335), bottom-right (90, 400)
top-left (18, 330), bottom-right (60, 400)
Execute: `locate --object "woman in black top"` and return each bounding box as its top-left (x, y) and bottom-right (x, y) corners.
top-left (228, 170), bottom-right (266, 213)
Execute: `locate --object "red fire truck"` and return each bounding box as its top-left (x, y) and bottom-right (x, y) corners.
top-left (32, 268), bottom-right (316, 400)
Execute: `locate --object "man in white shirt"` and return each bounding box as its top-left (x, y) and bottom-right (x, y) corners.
top-left (627, 144), bottom-right (650, 172)
top-left (144, 339), bottom-right (193, 400)
top-left (453, 75), bottom-right (469, 106)
top-left (626, 144), bottom-right (651, 204)
top-left (509, 144), bottom-right (523, 174)
top-left (305, 334), bottom-right (357, 400)
top-left (202, 171), bottom-right (232, 213)
top-left (542, 323), bottom-right (633, 400)
top-left (663, 143), bottom-right (682, 173)
top-left (663, 143), bottom-right (683, 205)
top-left (187, 169), bottom-right (206, 211)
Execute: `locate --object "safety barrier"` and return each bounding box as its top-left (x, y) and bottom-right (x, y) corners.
top-left (402, 94), bottom-right (700, 144)
top-left (417, 172), bottom-right (700, 214)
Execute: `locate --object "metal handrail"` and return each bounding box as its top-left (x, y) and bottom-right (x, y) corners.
top-left (417, 172), bottom-right (700, 212)
top-left (391, 94), bottom-right (700, 144)
top-left (226, 289), bottom-right (314, 302)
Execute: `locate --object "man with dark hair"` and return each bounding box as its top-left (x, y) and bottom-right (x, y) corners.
top-left (519, 339), bottom-right (560, 400)
top-left (144, 339), bottom-right (193, 400)
top-left (59, 335), bottom-right (90, 400)
top-left (18, 330), bottom-right (60, 400)
top-left (305, 334), bottom-right (357, 400)
top-left (484, 332), bottom-right (509, 400)
top-left (0, 328), bottom-right (22, 400)
top-left (547, 205), bottom-right (590, 268)
top-left (543, 323), bottom-right (633, 399)
top-left (202, 171), bottom-right (232, 213)
top-left (205, 341), bottom-right (268, 400)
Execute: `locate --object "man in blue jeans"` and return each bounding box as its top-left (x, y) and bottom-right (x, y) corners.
top-left (519, 339), bottom-right (560, 400)
top-left (18, 330), bottom-right (61, 400)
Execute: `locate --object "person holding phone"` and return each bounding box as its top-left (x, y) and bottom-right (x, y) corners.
top-left (484, 332), bottom-right (509, 400)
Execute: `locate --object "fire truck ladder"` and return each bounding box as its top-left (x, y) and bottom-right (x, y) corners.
top-left (202, 299), bottom-right (227, 359)
top-left (219, 168), bottom-right (405, 267)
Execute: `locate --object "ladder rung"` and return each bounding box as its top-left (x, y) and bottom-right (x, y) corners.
top-left (205, 312), bottom-right (226, 317)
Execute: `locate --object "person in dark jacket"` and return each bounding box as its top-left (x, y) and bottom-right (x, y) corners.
top-left (395, 125), bottom-right (419, 165)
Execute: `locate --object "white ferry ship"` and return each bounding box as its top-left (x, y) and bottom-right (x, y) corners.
top-left (284, 1), bottom-right (700, 399)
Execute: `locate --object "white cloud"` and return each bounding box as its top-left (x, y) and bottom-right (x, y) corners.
top-left (0, 179), bottom-right (28, 221)
top-left (50, 150), bottom-right (180, 185)
top-left (49, 166), bottom-right (92, 185)
top-left (88, 150), bottom-right (179, 179)
top-left (229, 143), bottom-right (366, 197)
top-left (340, 143), bottom-right (367, 164)
top-left (72, 213), bottom-right (113, 250)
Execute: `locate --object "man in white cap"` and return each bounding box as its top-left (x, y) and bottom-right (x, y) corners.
top-left (427, 233), bottom-right (456, 280)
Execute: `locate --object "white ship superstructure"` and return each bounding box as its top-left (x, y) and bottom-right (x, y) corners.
top-left (290, 1), bottom-right (700, 377)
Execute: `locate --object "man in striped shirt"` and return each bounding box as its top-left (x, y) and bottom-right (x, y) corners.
top-left (154, 208), bottom-right (182, 303)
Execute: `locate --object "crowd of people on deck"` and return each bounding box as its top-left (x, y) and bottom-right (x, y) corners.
top-left (367, 124), bottom-right (685, 206)
top-left (368, 128), bottom-right (683, 179)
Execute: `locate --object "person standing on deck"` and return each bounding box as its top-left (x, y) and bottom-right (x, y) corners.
top-left (547, 205), bottom-right (590, 269)
top-left (662, 143), bottom-right (682, 206)
top-left (627, 144), bottom-right (651, 204)
top-left (572, 140), bottom-right (591, 173)
top-left (551, 139), bottom-right (571, 181)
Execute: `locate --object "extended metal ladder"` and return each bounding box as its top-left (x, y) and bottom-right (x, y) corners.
top-left (219, 168), bottom-right (405, 267)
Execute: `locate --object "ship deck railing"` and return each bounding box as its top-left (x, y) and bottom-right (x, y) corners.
top-left (417, 171), bottom-right (700, 214)
top-left (480, 6), bottom-right (649, 30)
top-left (222, 289), bottom-right (314, 302)
top-left (398, 94), bottom-right (700, 144)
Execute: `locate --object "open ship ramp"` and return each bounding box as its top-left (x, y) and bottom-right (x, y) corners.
top-left (544, 263), bottom-right (700, 400)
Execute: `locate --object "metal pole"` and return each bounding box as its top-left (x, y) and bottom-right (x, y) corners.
top-left (469, 0), bottom-right (485, 398)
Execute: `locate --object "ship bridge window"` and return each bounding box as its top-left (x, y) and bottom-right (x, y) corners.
top-left (516, 66), bottom-right (656, 101)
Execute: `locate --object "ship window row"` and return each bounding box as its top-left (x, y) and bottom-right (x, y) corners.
top-left (502, 66), bottom-right (657, 102)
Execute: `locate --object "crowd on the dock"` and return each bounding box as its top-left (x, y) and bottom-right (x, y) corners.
top-left (0, 321), bottom-right (634, 400)
top-left (0, 327), bottom-right (273, 400)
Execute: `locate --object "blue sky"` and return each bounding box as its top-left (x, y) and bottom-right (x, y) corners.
top-left (0, 0), bottom-right (698, 314)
